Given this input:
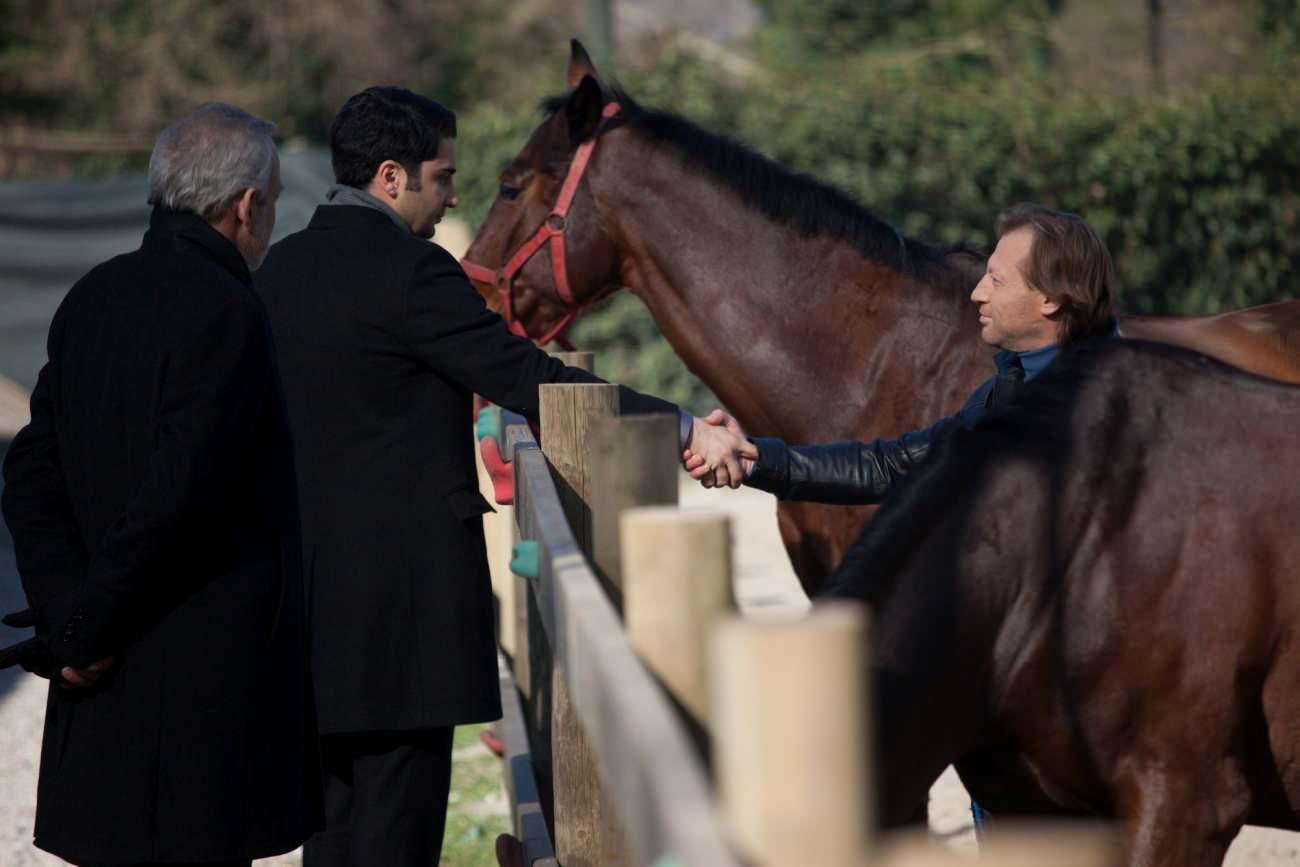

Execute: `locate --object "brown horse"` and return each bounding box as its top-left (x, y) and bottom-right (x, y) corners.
top-left (463, 41), bottom-right (1300, 597)
top-left (826, 338), bottom-right (1300, 866)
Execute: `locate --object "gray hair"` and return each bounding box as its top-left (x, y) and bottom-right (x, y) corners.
top-left (148, 103), bottom-right (278, 222)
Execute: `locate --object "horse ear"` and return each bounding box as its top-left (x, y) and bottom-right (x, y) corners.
top-left (567, 39), bottom-right (599, 88)
top-left (566, 74), bottom-right (604, 143)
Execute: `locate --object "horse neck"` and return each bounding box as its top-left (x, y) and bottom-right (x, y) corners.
top-left (590, 133), bottom-right (988, 442)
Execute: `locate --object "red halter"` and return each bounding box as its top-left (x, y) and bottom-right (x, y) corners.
top-left (460, 102), bottom-right (622, 350)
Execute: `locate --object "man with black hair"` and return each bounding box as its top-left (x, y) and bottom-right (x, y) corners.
top-left (256, 86), bottom-right (740, 867)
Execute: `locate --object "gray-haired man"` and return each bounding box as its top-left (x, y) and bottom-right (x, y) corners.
top-left (1, 103), bottom-right (321, 867)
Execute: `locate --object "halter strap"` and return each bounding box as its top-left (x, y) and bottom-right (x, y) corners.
top-left (460, 102), bottom-right (622, 349)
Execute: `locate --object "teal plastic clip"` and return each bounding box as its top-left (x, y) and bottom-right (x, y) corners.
top-left (475, 404), bottom-right (504, 445)
top-left (510, 540), bottom-right (539, 580)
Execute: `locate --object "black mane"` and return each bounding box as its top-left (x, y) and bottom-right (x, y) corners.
top-left (544, 89), bottom-right (978, 280)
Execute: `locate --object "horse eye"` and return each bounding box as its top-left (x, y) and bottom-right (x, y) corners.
top-left (499, 183), bottom-right (521, 201)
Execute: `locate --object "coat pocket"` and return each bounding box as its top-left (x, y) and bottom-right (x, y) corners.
top-left (445, 487), bottom-right (496, 520)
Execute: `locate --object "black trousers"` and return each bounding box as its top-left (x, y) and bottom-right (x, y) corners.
top-left (303, 728), bottom-right (455, 867)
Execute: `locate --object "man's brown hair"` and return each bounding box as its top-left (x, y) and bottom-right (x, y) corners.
top-left (996, 203), bottom-right (1116, 343)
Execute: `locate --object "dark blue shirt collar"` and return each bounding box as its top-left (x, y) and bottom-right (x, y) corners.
top-left (994, 341), bottom-right (1059, 382)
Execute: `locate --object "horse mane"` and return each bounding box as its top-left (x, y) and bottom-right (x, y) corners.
top-left (543, 89), bottom-right (979, 282)
top-left (821, 338), bottom-right (1256, 606)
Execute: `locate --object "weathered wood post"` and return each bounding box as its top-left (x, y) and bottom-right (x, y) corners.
top-left (588, 414), bottom-right (679, 608)
top-left (515, 351), bottom-right (593, 697)
top-left (539, 380), bottom-right (627, 867)
top-left (549, 351), bottom-right (595, 372)
top-left (621, 508), bottom-right (734, 732)
top-left (711, 603), bottom-right (871, 867)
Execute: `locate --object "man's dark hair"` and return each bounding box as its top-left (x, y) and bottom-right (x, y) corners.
top-left (996, 203), bottom-right (1116, 344)
top-left (329, 86), bottom-right (457, 189)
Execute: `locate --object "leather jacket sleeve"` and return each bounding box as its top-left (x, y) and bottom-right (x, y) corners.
top-left (744, 415), bottom-right (959, 504)
top-left (742, 375), bottom-right (998, 505)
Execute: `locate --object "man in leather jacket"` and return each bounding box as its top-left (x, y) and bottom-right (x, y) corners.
top-left (686, 204), bottom-right (1118, 501)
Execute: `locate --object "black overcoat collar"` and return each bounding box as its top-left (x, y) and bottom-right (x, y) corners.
top-left (306, 204), bottom-right (410, 235)
top-left (143, 207), bottom-right (252, 285)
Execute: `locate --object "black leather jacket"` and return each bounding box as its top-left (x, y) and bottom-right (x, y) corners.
top-left (744, 353), bottom-right (1020, 505)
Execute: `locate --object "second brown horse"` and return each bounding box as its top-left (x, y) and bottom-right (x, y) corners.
top-left (827, 338), bottom-right (1300, 866)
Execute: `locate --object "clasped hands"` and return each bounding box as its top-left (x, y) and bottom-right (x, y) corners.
top-left (684, 409), bottom-right (758, 489)
top-left (0, 608), bottom-right (115, 689)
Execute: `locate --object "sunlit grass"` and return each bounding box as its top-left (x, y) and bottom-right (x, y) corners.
top-left (442, 723), bottom-right (510, 867)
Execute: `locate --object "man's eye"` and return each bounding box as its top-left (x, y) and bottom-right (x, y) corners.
top-left (499, 184), bottom-right (521, 201)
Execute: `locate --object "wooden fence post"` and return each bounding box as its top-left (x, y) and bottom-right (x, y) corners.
top-left (549, 350), bottom-right (594, 373)
top-left (539, 381), bottom-right (627, 867)
top-left (539, 382), bottom-right (617, 556)
top-left (622, 508), bottom-right (734, 731)
top-left (510, 347), bottom-right (587, 720)
top-left (589, 414), bottom-right (680, 608)
top-left (711, 602), bottom-right (871, 867)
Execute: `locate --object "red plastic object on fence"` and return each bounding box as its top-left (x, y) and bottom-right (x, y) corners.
top-left (480, 435), bottom-right (514, 505)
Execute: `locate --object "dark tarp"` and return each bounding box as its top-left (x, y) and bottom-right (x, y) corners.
top-left (0, 148), bottom-right (335, 390)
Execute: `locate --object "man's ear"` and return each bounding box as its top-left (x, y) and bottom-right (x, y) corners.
top-left (372, 160), bottom-right (405, 200)
top-left (235, 187), bottom-right (257, 227)
top-left (566, 39), bottom-right (598, 89)
top-left (566, 74), bottom-right (604, 144)
top-left (1040, 294), bottom-right (1061, 317)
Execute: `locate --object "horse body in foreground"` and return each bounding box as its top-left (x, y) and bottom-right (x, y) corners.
top-left (828, 339), bottom-right (1300, 866)
top-left (463, 42), bottom-right (1300, 596)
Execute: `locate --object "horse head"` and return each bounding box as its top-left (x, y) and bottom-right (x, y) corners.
top-left (462, 40), bottom-right (625, 347)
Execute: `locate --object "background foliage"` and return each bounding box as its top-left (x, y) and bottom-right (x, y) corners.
top-left (457, 2), bottom-right (1299, 409)
top-left (3, 0), bottom-right (1297, 411)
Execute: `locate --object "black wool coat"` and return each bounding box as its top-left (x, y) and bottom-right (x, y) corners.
top-left (256, 205), bottom-right (676, 733)
top-left (1, 209), bottom-right (322, 865)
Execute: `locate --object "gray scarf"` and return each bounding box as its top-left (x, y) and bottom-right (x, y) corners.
top-left (323, 184), bottom-right (409, 233)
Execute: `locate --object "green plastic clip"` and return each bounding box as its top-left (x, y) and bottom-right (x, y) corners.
top-left (510, 540), bottom-right (539, 580)
top-left (475, 405), bottom-right (503, 444)
top-left (650, 855), bottom-right (686, 867)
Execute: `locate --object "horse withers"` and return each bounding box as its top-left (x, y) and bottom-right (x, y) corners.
top-left (825, 338), bottom-right (1300, 866)
top-left (464, 40), bottom-right (1300, 597)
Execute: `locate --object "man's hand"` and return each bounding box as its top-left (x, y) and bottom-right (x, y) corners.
top-left (59, 656), bottom-right (114, 689)
top-left (682, 409), bottom-right (757, 489)
top-left (1, 608), bottom-right (115, 686)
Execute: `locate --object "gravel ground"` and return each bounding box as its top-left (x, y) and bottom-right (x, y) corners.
top-left (1, 468), bottom-right (1297, 864)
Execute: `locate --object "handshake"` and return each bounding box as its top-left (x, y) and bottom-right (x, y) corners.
top-left (683, 409), bottom-right (759, 489)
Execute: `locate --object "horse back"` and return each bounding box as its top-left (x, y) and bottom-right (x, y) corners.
top-left (1121, 300), bottom-right (1300, 384)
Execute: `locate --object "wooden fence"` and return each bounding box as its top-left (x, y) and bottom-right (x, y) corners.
top-left (476, 356), bottom-right (1118, 867)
